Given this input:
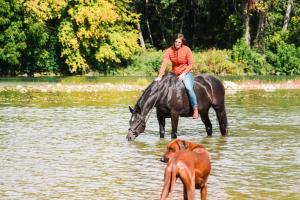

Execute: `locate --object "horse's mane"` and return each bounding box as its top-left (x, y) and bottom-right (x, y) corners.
top-left (134, 73), bottom-right (177, 113)
top-left (134, 81), bottom-right (157, 112)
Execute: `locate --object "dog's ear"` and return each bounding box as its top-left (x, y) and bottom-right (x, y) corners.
top-left (129, 106), bottom-right (134, 113)
top-left (178, 140), bottom-right (188, 150)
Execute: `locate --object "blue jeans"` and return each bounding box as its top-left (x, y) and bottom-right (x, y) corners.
top-left (182, 72), bottom-right (198, 108)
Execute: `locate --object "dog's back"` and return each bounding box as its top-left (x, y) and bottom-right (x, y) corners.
top-left (161, 139), bottom-right (211, 200)
top-left (161, 150), bottom-right (210, 200)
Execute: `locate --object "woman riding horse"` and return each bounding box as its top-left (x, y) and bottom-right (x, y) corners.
top-left (127, 72), bottom-right (228, 141)
top-left (155, 33), bottom-right (199, 119)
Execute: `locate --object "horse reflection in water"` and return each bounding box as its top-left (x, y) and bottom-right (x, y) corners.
top-left (127, 73), bottom-right (228, 141)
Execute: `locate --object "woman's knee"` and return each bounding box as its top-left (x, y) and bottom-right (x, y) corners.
top-left (183, 75), bottom-right (194, 89)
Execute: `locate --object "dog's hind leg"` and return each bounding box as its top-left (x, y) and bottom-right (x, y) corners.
top-left (200, 177), bottom-right (209, 200)
top-left (180, 168), bottom-right (195, 200)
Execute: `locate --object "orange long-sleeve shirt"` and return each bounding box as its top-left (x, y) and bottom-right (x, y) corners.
top-left (160, 45), bottom-right (193, 76)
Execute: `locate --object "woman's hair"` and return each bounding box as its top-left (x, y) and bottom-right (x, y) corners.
top-left (173, 33), bottom-right (186, 45)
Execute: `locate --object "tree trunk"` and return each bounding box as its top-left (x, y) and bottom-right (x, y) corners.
top-left (137, 23), bottom-right (146, 49)
top-left (180, 0), bottom-right (188, 33)
top-left (244, 1), bottom-right (251, 46)
top-left (283, 0), bottom-right (293, 30)
top-left (155, 5), bottom-right (166, 47)
top-left (254, 12), bottom-right (266, 52)
top-left (145, 0), bottom-right (154, 45)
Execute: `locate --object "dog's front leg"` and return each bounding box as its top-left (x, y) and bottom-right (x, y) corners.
top-left (183, 185), bottom-right (188, 200)
top-left (200, 182), bottom-right (208, 200)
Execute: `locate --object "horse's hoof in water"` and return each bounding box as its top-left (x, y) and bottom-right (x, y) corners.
top-left (171, 134), bottom-right (177, 139)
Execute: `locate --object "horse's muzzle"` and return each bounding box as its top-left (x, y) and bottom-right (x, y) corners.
top-left (126, 129), bottom-right (138, 141)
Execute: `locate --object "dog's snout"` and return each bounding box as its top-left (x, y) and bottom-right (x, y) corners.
top-left (160, 156), bottom-right (168, 163)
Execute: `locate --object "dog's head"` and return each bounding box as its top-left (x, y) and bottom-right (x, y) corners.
top-left (160, 139), bottom-right (189, 163)
top-left (160, 139), bottom-right (206, 163)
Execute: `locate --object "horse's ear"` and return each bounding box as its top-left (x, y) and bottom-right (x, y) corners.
top-left (129, 106), bottom-right (134, 113)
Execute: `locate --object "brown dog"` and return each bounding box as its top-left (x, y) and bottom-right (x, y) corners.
top-left (160, 139), bottom-right (211, 200)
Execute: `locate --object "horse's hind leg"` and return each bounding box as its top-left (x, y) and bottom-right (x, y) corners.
top-left (213, 105), bottom-right (228, 136)
top-left (200, 109), bottom-right (212, 136)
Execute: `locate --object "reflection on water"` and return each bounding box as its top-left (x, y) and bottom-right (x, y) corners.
top-left (0, 90), bottom-right (300, 200)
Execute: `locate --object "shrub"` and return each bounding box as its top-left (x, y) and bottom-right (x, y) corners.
top-left (266, 42), bottom-right (300, 75)
top-left (264, 31), bottom-right (300, 75)
top-left (194, 49), bottom-right (242, 75)
top-left (232, 39), bottom-right (272, 75)
top-left (116, 49), bottom-right (163, 76)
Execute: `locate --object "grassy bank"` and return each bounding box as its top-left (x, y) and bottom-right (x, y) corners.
top-left (1, 75), bottom-right (300, 85)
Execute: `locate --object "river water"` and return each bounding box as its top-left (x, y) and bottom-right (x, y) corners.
top-left (0, 89), bottom-right (299, 200)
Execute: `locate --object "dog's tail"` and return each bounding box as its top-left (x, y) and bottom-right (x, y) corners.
top-left (168, 163), bottom-right (177, 200)
top-left (160, 162), bottom-right (177, 200)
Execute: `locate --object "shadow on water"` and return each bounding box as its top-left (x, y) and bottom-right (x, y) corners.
top-left (0, 89), bottom-right (300, 199)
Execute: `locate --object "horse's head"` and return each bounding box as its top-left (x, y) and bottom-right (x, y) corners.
top-left (127, 105), bottom-right (146, 141)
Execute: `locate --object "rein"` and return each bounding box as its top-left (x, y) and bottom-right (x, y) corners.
top-left (144, 81), bottom-right (160, 124)
top-left (129, 81), bottom-right (160, 134)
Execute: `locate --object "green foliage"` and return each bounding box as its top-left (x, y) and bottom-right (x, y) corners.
top-left (288, 11), bottom-right (300, 46)
top-left (57, 0), bottom-right (141, 74)
top-left (0, 21), bottom-right (26, 65)
top-left (232, 39), bottom-right (272, 75)
top-left (22, 20), bottom-right (59, 76)
top-left (116, 49), bottom-right (163, 76)
top-left (0, 0), bottom-right (61, 76)
top-left (58, 19), bottom-right (89, 73)
top-left (0, 0), bottom-right (299, 76)
top-left (0, 0), bottom-right (26, 75)
top-left (116, 49), bottom-right (246, 76)
top-left (264, 31), bottom-right (300, 75)
top-left (194, 49), bottom-right (241, 75)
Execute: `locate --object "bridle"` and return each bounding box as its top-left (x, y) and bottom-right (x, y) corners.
top-left (128, 118), bottom-right (146, 136)
top-left (128, 81), bottom-right (161, 135)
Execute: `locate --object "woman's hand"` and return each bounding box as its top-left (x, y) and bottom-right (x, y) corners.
top-left (155, 77), bottom-right (162, 81)
top-left (178, 73), bottom-right (186, 81)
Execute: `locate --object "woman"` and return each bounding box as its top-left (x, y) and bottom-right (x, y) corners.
top-left (155, 33), bottom-right (199, 119)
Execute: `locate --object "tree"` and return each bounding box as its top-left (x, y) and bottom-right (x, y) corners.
top-left (282, 0), bottom-right (293, 30)
top-left (243, 0), bottom-right (256, 46)
top-left (0, 0), bottom-right (26, 75)
top-left (254, 1), bottom-right (268, 51)
top-left (57, 0), bottom-right (141, 74)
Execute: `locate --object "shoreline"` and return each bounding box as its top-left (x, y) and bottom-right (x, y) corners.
top-left (1, 80), bottom-right (300, 93)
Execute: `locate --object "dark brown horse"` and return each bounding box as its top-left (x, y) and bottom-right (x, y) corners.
top-left (127, 73), bottom-right (227, 141)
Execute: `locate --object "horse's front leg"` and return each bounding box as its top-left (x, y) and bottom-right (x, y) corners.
top-left (157, 109), bottom-right (166, 138)
top-left (170, 113), bottom-right (179, 139)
